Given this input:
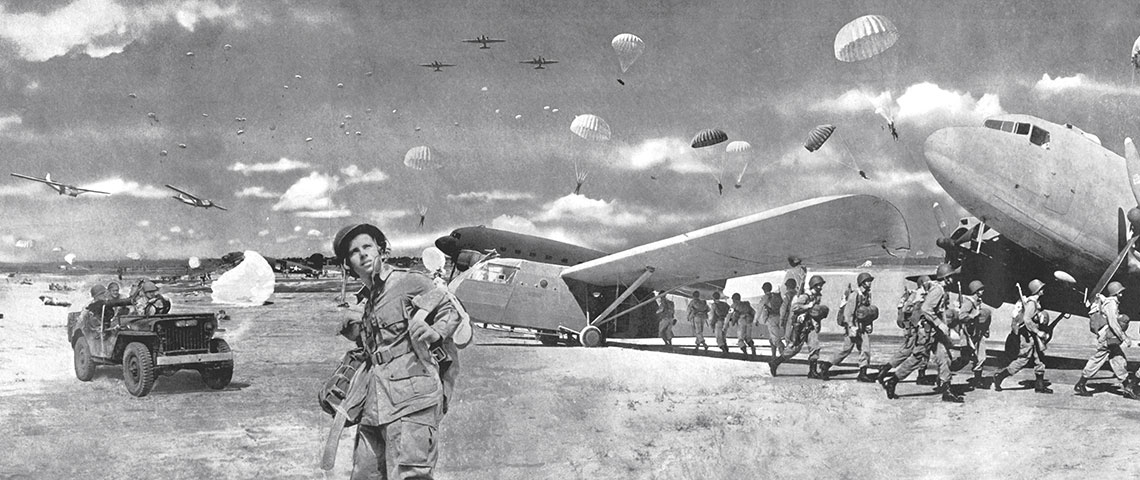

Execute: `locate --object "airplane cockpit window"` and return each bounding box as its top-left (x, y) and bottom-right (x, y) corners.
top-left (1015, 123), bottom-right (1031, 135)
top-left (1030, 126), bottom-right (1050, 147)
top-left (451, 232), bottom-right (461, 239)
top-left (984, 119), bottom-right (1002, 130)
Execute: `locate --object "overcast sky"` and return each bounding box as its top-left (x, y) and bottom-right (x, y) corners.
top-left (2, 0), bottom-right (1140, 263)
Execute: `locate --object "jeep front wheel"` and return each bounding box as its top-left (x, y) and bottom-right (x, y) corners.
top-left (122, 342), bottom-right (156, 397)
top-left (74, 339), bottom-right (94, 381)
top-left (201, 338), bottom-right (233, 390)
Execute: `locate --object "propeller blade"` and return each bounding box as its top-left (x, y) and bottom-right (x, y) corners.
top-left (1125, 138), bottom-right (1140, 206)
top-left (932, 202), bottom-right (950, 238)
top-left (1091, 234), bottom-right (1140, 302)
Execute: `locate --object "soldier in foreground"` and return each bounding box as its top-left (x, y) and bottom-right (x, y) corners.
top-left (657, 295), bottom-right (676, 347)
top-left (687, 291), bottom-right (710, 351)
top-left (710, 292), bottom-right (731, 355)
top-left (730, 292), bottom-right (756, 356)
top-left (769, 275), bottom-right (827, 377)
top-left (877, 276), bottom-right (927, 383)
top-left (953, 280), bottom-right (993, 389)
top-left (1074, 281), bottom-right (1139, 399)
top-left (332, 223), bottom-right (463, 479)
top-left (880, 264), bottom-right (964, 403)
top-left (759, 282), bottom-right (785, 358)
top-left (993, 279), bottom-right (1052, 394)
top-left (819, 272), bottom-right (878, 382)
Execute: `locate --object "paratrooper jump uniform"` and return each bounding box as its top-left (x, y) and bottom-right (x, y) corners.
top-left (711, 293), bottom-right (731, 354)
top-left (687, 293), bottom-right (710, 351)
top-left (1074, 282), bottom-right (1139, 399)
top-left (993, 280), bottom-right (1052, 394)
top-left (768, 276), bottom-right (826, 377)
top-left (820, 273), bottom-right (877, 382)
top-left (880, 266), bottom-right (964, 403)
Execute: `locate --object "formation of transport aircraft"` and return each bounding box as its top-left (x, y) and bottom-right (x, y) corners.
top-left (924, 113), bottom-right (1140, 316)
top-left (436, 195), bottom-right (910, 346)
top-left (9, 173), bottom-right (110, 197)
top-left (520, 57), bottom-right (558, 69)
top-left (461, 35), bottom-right (505, 49)
top-left (165, 185), bottom-right (227, 211)
top-left (419, 61), bottom-right (457, 72)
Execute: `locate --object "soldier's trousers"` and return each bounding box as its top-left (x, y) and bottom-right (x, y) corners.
top-left (737, 321), bottom-right (754, 348)
top-left (827, 330), bottom-right (871, 368)
top-left (353, 404), bottom-right (442, 480)
top-left (883, 329), bottom-right (917, 369)
top-left (691, 317), bottom-right (707, 346)
top-left (964, 333), bottom-right (987, 373)
top-left (773, 329), bottom-right (819, 366)
top-left (1081, 341), bottom-right (1130, 382)
top-left (1003, 335), bottom-right (1045, 376)
top-left (892, 341), bottom-right (951, 383)
top-left (658, 318), bottom-right (674, 344)
top-left (712, 319), bottom-right (728, 349)
top-left (767, 320), bottom-right (786, 357)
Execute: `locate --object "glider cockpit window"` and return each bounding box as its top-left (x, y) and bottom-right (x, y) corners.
top-left (474, 262), bottom-right (518, 284)
top-left (1030, 126), bottom-right (1050, 147)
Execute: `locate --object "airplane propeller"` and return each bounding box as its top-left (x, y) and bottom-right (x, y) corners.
top-left (932, 202), bottom-right (997, 256)
top-left (1089, 137), bottom-right (1140, 301)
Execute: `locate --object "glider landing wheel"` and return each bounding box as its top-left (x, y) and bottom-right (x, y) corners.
top-left (578, 325), bottom-right (603, 348)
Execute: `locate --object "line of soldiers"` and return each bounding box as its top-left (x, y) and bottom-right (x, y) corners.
top-left (667, 255), bottom-right (1140, 404)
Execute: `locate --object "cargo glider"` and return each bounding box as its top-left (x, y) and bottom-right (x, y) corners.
top-left (165, 184), bottom-right (227, 211)
top-left (9, 173), bottom-right (110, 197)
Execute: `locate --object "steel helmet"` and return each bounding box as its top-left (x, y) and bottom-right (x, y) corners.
top-left (1106, 281), bottom-right (1125, 297)
top-left (787, 255), bottom-right (802, 266)
top-left (333, 223), bottom-right (387, 262)
top-left (140, 280), bottom-right (159, 292)
top-left (968, 280), bottom-right (985, 295)
top-left (1026, 279), bottom-right (1045, 295)
top-left (916, 275), bottom-right (931, 286)
top-left (89, 284), bottom-right (107, 298)
top-left (856, 272), bottom-right (874, 286)
top-left (935, 263), bottom-right (959, 280)
top-left (809, 304), bottom-right (829, 319)
top-left (808, 275), bottom-right (826, 289)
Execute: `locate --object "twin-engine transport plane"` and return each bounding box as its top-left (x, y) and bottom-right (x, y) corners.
top-left (924, 113), bottom-right (1140, 316)
top-left (520, 57), bottom-right (558, 69)
top-left (461, 35), bottom-right (505, 49)
top-left (435, 195), bottom-right (910, 346)
top-left (165, 185), bottom-right (227, 211)
top-left (9, 173), bottom-right (110, 197)
top-left (420, 61), bottom-right (457, 72)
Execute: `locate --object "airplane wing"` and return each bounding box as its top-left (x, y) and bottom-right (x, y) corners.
top-left (164, 184), bottom-right (198, 199)
top-left (520, 60), bottom-right (539, 64)
top-left (73, 186), bottom-right (111, 195)
top-left (484, 39), bottom-right (505, 43)
top-left (212, 204), bottom-right (228, 211)
top-left (560, 195), bottom-right (910, 292)
top-left (545, 60), bottom-right (558, 64)
top-left (10, 173), bottom-right (56, 186)
top-left (419, 64), bottom-right (437, 68)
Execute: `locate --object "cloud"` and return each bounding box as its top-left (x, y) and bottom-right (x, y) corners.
top-left (446, 190), bottom-right (536, 203)
top-left (613, 137), bottom-right (711, 173)
top-left (0, 115), bottom-right (21, 131)
top-left (136, 220), bottom-right (149, 227)
top-left (0, 182), bottom-right (44, 197)
top-left (386, 229), bottom-right (451, 253)
top-left (229, 158), bottom-right (311, 175)
top-left (257, 229), bottom-right (269, 237)
top-left (533, 194), bottom-right (647, 227)
top-left (272, 172), bottom-right (339, 212)
top-left (894, 82), bottom-right (1003, 127)
top-left (306, 229), bottom-right (322, 237)
top-left (169, 225), bottom-right (182, 233)
top-left (294, 209), bottom-right (352, 218)
top-left (1033, 73), bottom-right (1140, 97)
top-left (234, 186), bottom-right (280, 199)
top-left (0, 0), bottom-right (243, 62)
top-left (489, 214), bottom-right (620, 249)
top-left (340, 164), bottom-right (388, 184)
top-left (810, 88), bottom-right (885, 114)
top-left (86, 178), bottom-right (169, 198)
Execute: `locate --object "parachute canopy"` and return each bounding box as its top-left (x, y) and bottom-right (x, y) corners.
top-left (804, 125), bottom-right (836, 152)
top-left (611, 33), bottom-right (645, 73)
top-left (126, 252), bottom-right (141, 260)
top-left (188, 256), bottom-right (201, 269)
top-left (212, 250), bottom-right (275, 306)
top-left (1132, 35), bottom-right (1140, 68)
top-left (422, 247), bottom-right (446, 273)
top-left (691, 129), bottom-right (728, 148)
top-left (403, 146), bottom-right (440, 170)
top-left (834, 15), bottom-right (899, 63)
top-left (725, 140), bottom-right (752, 154)
top-left (64, 253), bottom-right (76, 265)
top-left (570, 114), bottom-right (612, 142)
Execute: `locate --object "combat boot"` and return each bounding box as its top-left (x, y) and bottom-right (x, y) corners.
top-left (768, 359), bottom-right (779, 377)
top-left (916, 369), bottom-right (936, 386)
top-left (1034, 372), bottom-right (1053, 394)
top-left (740, 345), bottom-right (748, 355)
top-left (1123, 374), bottom-right (1140, 400)
top-left (1073, 376), bottom-right (1092, 397)
top-left (941, 387), bottom-right (964, 403)
top-left (808, 360), bottom-right (819, 379)
top-left (876, 364), bottom-right (892, 383)
top-left (969, 370), bottom-right (985, 389)
top-left (720, 345), bottom-right (729, 355)
top-left (817, 361), bottom-right (832, 380)
top-left (881, 373), bottom-right (900, 399)
top-left (857, 366), bottom-right (875, 383)
top-left (750, 345), bottom-right (756, 357)
top-left (993, 370), bottom-right (1010, 392)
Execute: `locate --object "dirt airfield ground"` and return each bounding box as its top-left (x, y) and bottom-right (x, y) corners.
top-left (4, 270), bottom-right (1140, 480)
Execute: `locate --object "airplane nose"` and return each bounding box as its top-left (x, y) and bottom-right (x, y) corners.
top-left (435, 235), bottom-right (459, 258)
top-left (923, 128), bottom-right (961, 182)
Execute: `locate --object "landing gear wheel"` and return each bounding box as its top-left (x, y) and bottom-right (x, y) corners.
top-left (578, 325), bottom-right (603, 348)
top-left (201, 338), bottom-right (234, 390)
top-left (122, 342), bottom-right (155, 397)
top-left (74, 339), bottom-right (94, 382)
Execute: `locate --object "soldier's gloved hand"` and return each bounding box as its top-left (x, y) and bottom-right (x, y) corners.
top-left (409, 314), bottom-right (442, 345)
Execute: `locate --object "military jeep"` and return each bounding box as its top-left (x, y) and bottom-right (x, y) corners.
top-left (67, 310), bottom-right (234, 397)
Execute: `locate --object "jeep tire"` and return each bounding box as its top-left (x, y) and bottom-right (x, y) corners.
top-left (201, 338), bottom-right (233, 390)
top-left (74, 339), bottom-right (95, 382)
top-left (122, 342), bottom-right (156, 397)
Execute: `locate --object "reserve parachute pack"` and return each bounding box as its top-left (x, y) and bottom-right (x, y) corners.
top-left (836, 283), bottom-right (854, 327)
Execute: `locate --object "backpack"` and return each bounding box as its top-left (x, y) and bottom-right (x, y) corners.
top-left (764, 292), bottom-right (783, 315)
top-left (836, 283), bottom-right (854, 327)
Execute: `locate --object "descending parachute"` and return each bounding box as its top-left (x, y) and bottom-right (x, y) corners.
top-left (611, 33), bottom-right (645, 73)
top-left (189, 256), bottom-right (201, 269)
top-left (834, 15), bottom-right (899, 63)
top-left (64, 253), bottom-right (76, 265)
top-left (725, 141), bottom-right (753, 188)
top-left (403, 146), bottom-right (440, 170)
top-left (126, 252), bottom-right (141, 260)
top-left (569, 115), bottom-right (612, 194)
top-left (691, 129), bottom-right (730, 194)
top-left (1132, 35), bottom-right (1140, 84)
top-left (212, 250), bottom-right (275, 306)
top-left (803, 124), bottom-right (868, 179)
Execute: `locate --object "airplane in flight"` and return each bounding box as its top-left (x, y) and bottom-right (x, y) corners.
top-left (435, 195), bottom-right (910, 346)
top-left (9, 173), bottom-right (110, 197)
top-left (520, 57), bottom-right (558, 69)
top-left (419, 61), bottom-right (456, 72)
top-left (461, 35), bottom-right (505, 49)
top-left (924, 113), bottom-right (1140, 316)
top-left (165, 184), bottom-right (227, 211)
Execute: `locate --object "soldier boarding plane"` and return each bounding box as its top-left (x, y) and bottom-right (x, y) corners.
top-left (9, 173), bottom-right (110, 197)
top-left (924, 113), bottom-right (1140, 316)
top-left (520, 57), bottom-right (558, 69)
top-left (435, 195), bottom-right (910, 346)
top-left (419, 61), bottom-right (456, 72)
top-left (461, 35), bottom-right (505, 49)
top-left (165, 185), bottom-right (227, 211)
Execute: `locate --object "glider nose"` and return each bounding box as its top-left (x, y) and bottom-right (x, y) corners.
top-left (435, 234), bottom-right (460, 259)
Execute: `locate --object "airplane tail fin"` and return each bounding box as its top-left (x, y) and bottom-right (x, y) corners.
top-left (45, 173), bottom-right (51, 182)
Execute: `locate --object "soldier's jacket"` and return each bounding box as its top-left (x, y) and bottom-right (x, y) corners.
top-left (687, 299), bottom-right (710, 322)
top-left (730, 300), bottom-right (755, 325)
top-left (347, 267), bottom-right (462, 426)
top-left (711, 300), bottom-right (730, 324)
top-left (1012, 296), bottom-right (1048, 349)
top-left (842, 289), bottom-right (873, 326)
top-left (657, 299), bottom-right (675, 320)
top-left (896, 287), bottom-right (925, 330)
top-left (790, 292), bottom-right (822, 332)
